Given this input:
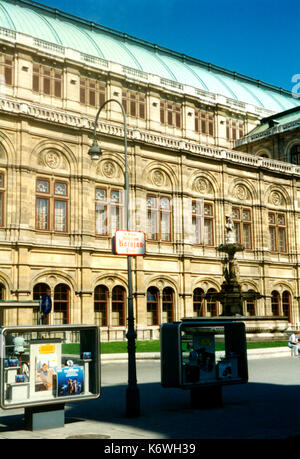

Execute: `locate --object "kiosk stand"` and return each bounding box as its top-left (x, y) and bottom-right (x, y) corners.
top-left (0, 325), bottom-right (101, 431)
top-left (161, 319), bottom-right (248, 408)
top-left (24, 403), bottom-right (65, 430)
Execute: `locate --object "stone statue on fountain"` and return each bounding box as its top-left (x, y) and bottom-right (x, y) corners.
top-left (204, 213), bottom-right (262, 316)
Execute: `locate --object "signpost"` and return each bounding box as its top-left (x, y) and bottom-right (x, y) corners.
top-left (115, 230), bottom-right (146, 256)
top-left (114, 229), bottom-right (145, 416)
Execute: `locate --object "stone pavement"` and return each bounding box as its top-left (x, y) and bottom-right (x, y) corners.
top-left (0, 347), bottom-right (299, 440)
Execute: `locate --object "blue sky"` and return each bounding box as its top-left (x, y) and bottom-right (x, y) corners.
top-left (34, 0), bottom-right (299, 92)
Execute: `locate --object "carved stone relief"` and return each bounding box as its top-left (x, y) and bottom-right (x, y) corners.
top-left (233, 184), bottom-right (248, 201)
top-left (193, 177), bottom-right (212, 195)
top-left (98, 160), bottom-right (120, 179)
top-left (103, 160), bottom-right (117, 178)
top-left (269, 190), bottom-right (284, 206)
top-left (44, 150), bottom-right (60, 169)
top-left (152, 169), bottom-right (166, 187)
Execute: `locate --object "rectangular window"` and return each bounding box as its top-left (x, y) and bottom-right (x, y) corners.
top-left (33, 64), bottom-right (63, 98)
top-left (160, 99), bottom-right (182, 128)
top-left (33, 64), bottom-right (40, 92)
top-left (204, 202), bottom-right (214, 246)
top-left (36, 198), bottom-right (49, 230)
top-left (147, 194), bottom-right (172, 242)
top-left (226, 118), bottom-right (244, 141)
top-left (54, 71), bottom-right (62, 98)
top-left (80, 80), bottom-right (86, 104)
top-left (246, 299), bottom-right (256, 316)
top-left (122, 90), bottom-right (146, 119)
top-left (0, 54), bottom-right (13, 86)
top-left (167, 104), bottom-right (173, 126)
top-left (160, 197), bottom-right (171, 241)
top-left (232, 206), bottom-right (252, 249)
top-left (4, 57), bottom-right (13, 86)
top-left (192, 200), bottom-right (203, 245)
top-left (269, 212), bottom-right (276, 251)
top-left (36, 178), bottom-right (68, 232)
top-left (110, 190), bottom-right (123, 234)
top-left (269, 212), bottom-right (287, 253)
top-left (95, 188), bottom-right (108, 235)
top-left (54, 200), bottom-right (67, 232)
top-left (95, 188), bottom-right (123, 236)
top-left (43, 68), bottom-right (51, 95)
top-left (195, 110), bottom-right (214, 136)
top-left (139, 95), bottom-right (145, 118)
top-left (147, 196), bottom-right (158, 240)
top-left (160, 101), bottom-right (165, 124)
top-left (54, 182), bottom-right (68, 231)
top-left (80, 78), bottom-right (106, 107)
top-left (192, 201), bottom-right (214, 246)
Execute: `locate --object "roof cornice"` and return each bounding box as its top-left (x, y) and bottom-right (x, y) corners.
top-left (4, 0), bottom-right (298, 99)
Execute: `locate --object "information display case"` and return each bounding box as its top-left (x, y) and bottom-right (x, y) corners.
top-left (0, 325), bottom-right (100, 410)
top-left (161, 319), bottom-right (248, 389)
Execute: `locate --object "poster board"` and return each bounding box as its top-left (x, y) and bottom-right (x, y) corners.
top-left (57, 363), bottom-right (84, 397)
top-left (29, 339), bottom-right (62, 400)
top-left (182, 333), bottom-right (216, 384)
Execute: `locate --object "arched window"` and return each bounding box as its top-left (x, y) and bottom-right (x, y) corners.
top-left (112, 286), bottom-right (126, 326)
top-left (206, 288), bottom-right (218, 317)
top-left (94, 285), bottom-right (108, 327)
top-left (282, 290), bottom-right (291, 322)
top-left (54, 284), bottom-right (70, 324)
top-left (246, 290), bottom-right (256, 316)
top-left (193, 288), bottom-right (204, 317)
top-left (147, 287), bottom-right (159, 326)
top-left (33, 283), bottom-right (51, 325)
top-left (271, 290), bottom-right (280, 316)
top-left (290, 145), bottom-right (300, 165)
top-left (33, 283), bottom-right (51, 300)
top-left (162, 287), bottom-right (174, 323)
top-left (0, 282), bottom-right (5, 300)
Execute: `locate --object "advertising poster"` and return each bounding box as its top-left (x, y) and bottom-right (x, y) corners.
top-left (35, 343), bottom-right (59, 392)
top-left (184, 333), bottom-right (217, 384)
top-left (56, 363), bottom-right (84, 397)
top-left (194, 333), bottom-right (216, 380)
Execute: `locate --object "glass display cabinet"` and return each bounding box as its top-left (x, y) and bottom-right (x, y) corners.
top-left (0, 325), bottom-right (100, 410)
top-left (161, 319), bottom-right (248, 389)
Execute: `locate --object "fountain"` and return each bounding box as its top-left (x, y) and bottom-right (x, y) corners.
top-left (205, 215), bottom-right (262, 316)
top-left (200, 215), bottom-right (289, 338)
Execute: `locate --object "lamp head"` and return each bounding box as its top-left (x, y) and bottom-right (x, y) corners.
top-left (88, 139), bottom-right (102, 161)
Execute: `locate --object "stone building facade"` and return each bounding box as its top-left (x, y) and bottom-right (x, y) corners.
top-left (0, 0), bottom-right (299, 339)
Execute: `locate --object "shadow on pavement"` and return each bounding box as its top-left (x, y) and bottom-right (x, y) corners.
top-left (65, 380), bottom-right (300, 439)
top-left (0, 381), bottom-right (300, 439)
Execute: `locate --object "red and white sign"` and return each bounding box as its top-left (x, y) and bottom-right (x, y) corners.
top-left (115, 230), bottom-right (146, 255)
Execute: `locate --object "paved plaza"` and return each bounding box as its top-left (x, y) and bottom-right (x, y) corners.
top-left (0, 354), bottom-right (300, 440)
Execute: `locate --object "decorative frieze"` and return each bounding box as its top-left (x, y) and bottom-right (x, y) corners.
top-left (0, 96), bottom-right (299, 178)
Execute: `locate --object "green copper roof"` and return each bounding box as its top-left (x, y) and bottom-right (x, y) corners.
top-left (245, 106), bottom-right (300, 137)
top-left (1, 0), bottom-right (299, 113)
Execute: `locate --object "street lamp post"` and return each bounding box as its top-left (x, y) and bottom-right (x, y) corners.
top-left (88, 99), bottom-right (140, 417)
